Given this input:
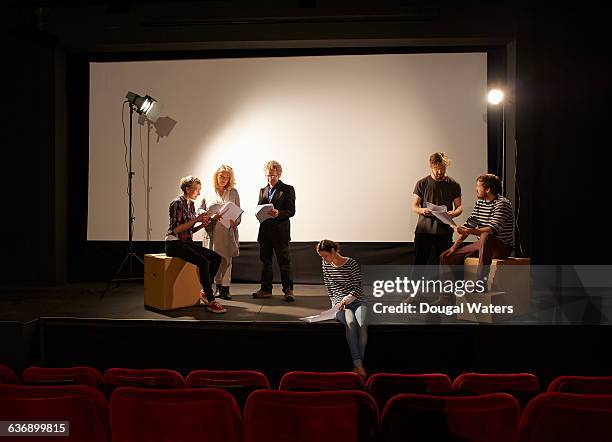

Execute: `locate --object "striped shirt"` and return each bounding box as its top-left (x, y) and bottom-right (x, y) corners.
top-left (464, 196), bottom-right (514, 249)
top-left (321, 257), bottom-right (364, 306)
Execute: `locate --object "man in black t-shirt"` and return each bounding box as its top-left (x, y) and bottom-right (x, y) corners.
top-left (411, 152), bottom-right (463, 265)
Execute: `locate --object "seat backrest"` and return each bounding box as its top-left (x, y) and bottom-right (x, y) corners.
top-left (547, 376), bottom-right (612, 394)
top-left (110, 386), bottom-right (242, 442)
top-left (186, 370), bottom-right (270, 411)
top-left (103, 368), bottom-right (185, 396)
top-left (519, 392), bottom-right (612, 442)
top-left (244, 389), bottom-right (378, 442)
top-left (0, 384), bottom-right (109, 442)
top-left (366, 373), bottom-right (451, 410)
top-left (0, 365), bottom-right (19, 384)
top-left (381, 392), bottom-right (519, 442)
top-left (23, 366), bottom-right (104, 389)
top-left (452, 373), bottom-right (539, 410)
top-left (279, 371), bottom-right (365, 391)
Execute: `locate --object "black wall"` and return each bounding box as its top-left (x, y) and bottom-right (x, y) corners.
top-left (2, 1), bottom-right (610, 286)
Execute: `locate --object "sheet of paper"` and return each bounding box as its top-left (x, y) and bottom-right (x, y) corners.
top-left (216, 201), bottom-right (244, 229)
top-left (256, 204), bottom-right (275, 222)
top-left (299, 305), bottom-right (340, 323)
top-left (426, 202), bottom-right (447, 212)
top-left (204, 203), bottom-right (222, 216)
top-left (426, 202), bottom-right (455, 226)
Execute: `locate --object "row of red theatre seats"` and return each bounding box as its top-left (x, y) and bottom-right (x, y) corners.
top-left (2, 365), bottom-right (612, 411)
top-left (2, 382), bottom-right (612, 442)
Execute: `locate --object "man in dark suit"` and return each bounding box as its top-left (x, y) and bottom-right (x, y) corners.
top-left (253, 160), bottom-right (296, 302)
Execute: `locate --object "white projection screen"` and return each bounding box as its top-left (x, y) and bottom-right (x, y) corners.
top-left (88, 52), bottom-right (487, 242)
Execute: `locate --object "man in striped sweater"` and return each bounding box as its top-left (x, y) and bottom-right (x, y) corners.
top-left (440, 173), bottom-right (513, 266)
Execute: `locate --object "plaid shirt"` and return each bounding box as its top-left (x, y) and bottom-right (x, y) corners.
top-left (167, 195), bottom-right (196, 242)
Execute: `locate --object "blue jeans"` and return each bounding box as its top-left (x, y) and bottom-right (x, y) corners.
top-left (335, 301), bottom-right (368, 367)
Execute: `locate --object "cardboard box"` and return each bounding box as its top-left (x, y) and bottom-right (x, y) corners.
top-left (457, 257), bottom-right (531, 323)
top-left (144, 253), bottom-right (201, 310)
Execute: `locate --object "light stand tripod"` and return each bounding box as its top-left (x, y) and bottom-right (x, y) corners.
top-left (102, 102), bottom-right (144, 296)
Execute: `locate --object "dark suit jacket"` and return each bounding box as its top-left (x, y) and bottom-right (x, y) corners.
top-left (257, 180), bottom-right (296, 243)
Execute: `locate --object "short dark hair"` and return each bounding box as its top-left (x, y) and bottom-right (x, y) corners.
top-left (179, 176), bottom-right (201, 192)
top-left (429, 152), bottom-right (450, 167)
top-left (477, 173), bottom-right (501, 194)
top-left (316, 239), bottom-right (339, 253)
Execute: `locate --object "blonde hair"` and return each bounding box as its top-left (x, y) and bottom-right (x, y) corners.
top-left (264, 160), bottom-right (283, 175)
top-left (213, 165), bottom-right (236, 191)
top-left (429, 152), bottom-right (451, 167)
top-left (179, 176), bottom-right (201, 192)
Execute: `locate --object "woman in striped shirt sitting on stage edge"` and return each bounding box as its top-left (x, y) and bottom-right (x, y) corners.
top-left (317, 240), bottom-right (368, 379)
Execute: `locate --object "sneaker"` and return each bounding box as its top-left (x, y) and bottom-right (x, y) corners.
top-left (214, 284), bottom-right (222, 298)
top-left (353, 365), bottom-right (367, 380)
top-left (206, 300), bottom-right (227, 314)
top-left (252, 289), bottom-right (272, 299)
top-left (197, 296), bottom-right (209, 306)
top-left (283, 289), bottom-right (295, 302)
top-left (219, 286), bottom-right (232, 301)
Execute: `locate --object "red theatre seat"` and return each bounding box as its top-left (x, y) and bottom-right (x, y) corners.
top-left (23, 366), bottom-right (104, 389)
top-left (110, 387), bottom-right (242, 442)
top-left (244, 390), bottom-right (378, 442)
top-left (452, 373), bottom-right (540, 410)
top-left (279, 371), bottom-right (365, 391)
top-left (547, 375), bottom-right (612, 394)
top-left (0, 384), bottom-right (110, 442)
top-left (519, 392), bottom-right (612, 442)
top-left (380, 393), bottom-right (520, 442)
top-left (103, 368), bottom-right (185, 396)
top-left (366, 373), bottom-right (452, 410)
top-left (0, 365), bottom-right (19, 384)
top-left (186, 369), bottom-right (270, 411)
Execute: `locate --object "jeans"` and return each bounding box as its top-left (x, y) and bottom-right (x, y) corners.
top-left (335, 301), bottom-right (368, 367)
top-left (165, 240), bottom-right (221, 302)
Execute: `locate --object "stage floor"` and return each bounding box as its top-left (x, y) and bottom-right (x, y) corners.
top-left (1, 283), bottom-right (607, 325)
top-left (0, 283), bottom-right (335, 323)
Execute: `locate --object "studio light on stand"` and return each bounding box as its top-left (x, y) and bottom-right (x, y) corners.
top-left (103, 91), bottom-right (161, 296)
top-left (487, 88), bottom-right (505, 195)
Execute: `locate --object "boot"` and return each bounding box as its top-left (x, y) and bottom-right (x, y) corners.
top-left (219, 286), bottom-right (232, 300)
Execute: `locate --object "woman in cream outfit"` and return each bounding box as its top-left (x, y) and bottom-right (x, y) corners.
top-left (199, 165), bottom-right (241, 300)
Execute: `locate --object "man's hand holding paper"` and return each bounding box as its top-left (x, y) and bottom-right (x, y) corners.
top-left (425, 202), bottom-right (456, 226)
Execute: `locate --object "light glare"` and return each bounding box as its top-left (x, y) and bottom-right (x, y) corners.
top-left (488, 89), bottom-right (504, 105)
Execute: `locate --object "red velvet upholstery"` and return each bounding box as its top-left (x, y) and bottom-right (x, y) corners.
top-left (244, 389), bottom-right (378, 442)
top-left (0, 384), bottom-right (109, 442)
top-left (23, 366), bottom-right (103, 389)
top-left (103, 368), bottom-right (185, 396)
top-left (381, 393), bottom-right (519, 442)
top-left (110, 386), bottom-right (242, 442)
top-left (452, 373), bottom-right (540, 410)
top-left (547, 376), bottom-right (612, 394)
top-left (519, 392), bottom-right (612, 442)
top-left (279, 371), bottom-right (365, 391)
top-left (0, 365), bottom-right (19, 384)
top-left (366, 373), bottom-right (451, 410)
top-left (186, 369), bottom-right (270, 411)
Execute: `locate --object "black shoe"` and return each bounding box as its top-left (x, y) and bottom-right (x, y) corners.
top-left (283, 289), bottom-right (295, 302)
top-left (219, 286), bottom-right (232, 300)
top-left (214, 284), bottom-right (222, 298)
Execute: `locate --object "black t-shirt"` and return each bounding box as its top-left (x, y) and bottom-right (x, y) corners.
top-left (413, 175), bottom-right (461, 235)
